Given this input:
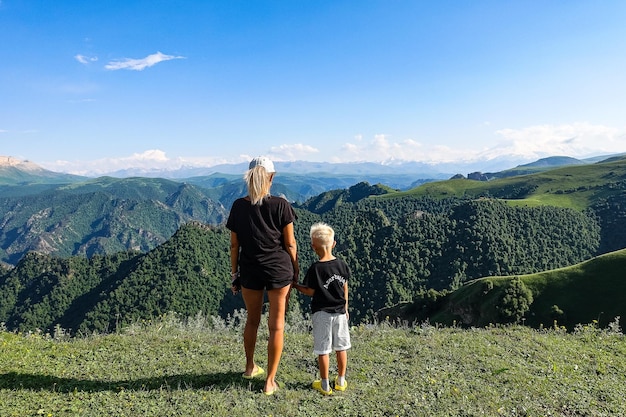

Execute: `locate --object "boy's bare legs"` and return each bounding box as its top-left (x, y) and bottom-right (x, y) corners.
top-left (241, 288), bottom-right (264, 376)
top-left (315, 353), bottom-right (332, 392)
top-left (336, 349), bottom-right (347, 377)
top-left (318, 353), bottom-right (330, 380)
top-left (264, 284), bottom-right (291, 393)
top-left (336, 349), bottom-right (348, 388)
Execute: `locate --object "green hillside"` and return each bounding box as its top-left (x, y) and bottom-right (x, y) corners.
top-left (381, 248), bottom-right (626, 330)
top-left (374, 156), bottom-right (626, 255)
top-left (296, 181), bottom-right (395, 214)
top-left (382, 155), bottom-right (626, 211)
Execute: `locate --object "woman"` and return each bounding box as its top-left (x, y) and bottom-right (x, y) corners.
top-left (226, 156), bottom-right (299, 395)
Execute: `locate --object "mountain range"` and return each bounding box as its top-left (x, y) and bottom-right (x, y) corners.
top-left (70, 152), bottom-right (621, 179)
top-left (0, 153), bottom-right (624, 266)
top-left (1, 153), bottom-right (626, 332)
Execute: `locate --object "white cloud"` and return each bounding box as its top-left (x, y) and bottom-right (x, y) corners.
top-left (75, 54), bottom-right (98, 64)
top-left (422, 123), bottom-right (625, 164)
top-left (105, 51), bottom-right (185, 71)
top-left (334, 123), bottom-right (626, 164)
top-left (43, 150), bottom-right (234, 176)
top-left (268, 143), bottom-right (319, 160)
top-left (128, 149), bottom-right (169, 162)
top-left (490, 123), bottom-right (625, 159)
top-left (342, 143), bottom-right (358, 153)
top-left (36, 123), bottom-right (626, 175)
top-left (338, 134), bottom-right (424, 162)
top-left (48, 149), bottom-right (170, 175)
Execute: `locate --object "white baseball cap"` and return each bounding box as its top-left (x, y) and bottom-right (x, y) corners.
top-left (248, 156), bottom-right (275, 173)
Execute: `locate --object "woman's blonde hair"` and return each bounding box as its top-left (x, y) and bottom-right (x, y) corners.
top-left (310, 222), bottom-right (335, 248)
top-left (244, 165), bottom-right (273, 205)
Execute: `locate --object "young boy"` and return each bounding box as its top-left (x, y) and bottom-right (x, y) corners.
top-left (293, 222), bottom-right (351, 395)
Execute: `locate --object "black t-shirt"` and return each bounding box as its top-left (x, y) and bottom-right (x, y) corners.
top-left (303, 258), bottom-right (350, 314)
top-left (226, 196), bottom-right (296, 280)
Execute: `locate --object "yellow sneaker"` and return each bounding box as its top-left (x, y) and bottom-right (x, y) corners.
top-left (312, 380), bottom-right (333, 395)
top-left (334, 376), bottom-right (347, 391)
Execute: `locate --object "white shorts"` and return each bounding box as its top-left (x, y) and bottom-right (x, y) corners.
top-left (312, 311), bottom-right (351, 355)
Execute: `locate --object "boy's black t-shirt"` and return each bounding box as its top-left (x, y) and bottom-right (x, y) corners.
top-left (303, 258), bottom-right (350, 314)
top-left (226, 196), bottom-right (296, 280)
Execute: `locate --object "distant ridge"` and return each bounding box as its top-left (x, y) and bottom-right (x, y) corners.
top-left (0, 155), bottom-right (86, 185)
top-left (583, 152), bottom-right (626, 163)
top-left (85, 156), bottom-right (551, 179)
top-left (65, 152), bottom-right (626, 181)
top-left (107, 160), bottom-right (456, 179)
top-left (4, 153), bottom-right (626, 180)
top-left (517, 156), bottom-right (585, 168)
top-left (485, 155), bottom-right (589, 179)
top-left (0, 156), bottom-right (41, 170)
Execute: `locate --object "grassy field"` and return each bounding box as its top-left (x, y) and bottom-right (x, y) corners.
top-left (1, 312), bottom-right (625, 417)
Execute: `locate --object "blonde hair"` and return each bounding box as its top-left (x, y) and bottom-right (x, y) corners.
top-left (310, 222), bottom-right (335, 248)
top-left (244, 165), bottom-right (273, 205)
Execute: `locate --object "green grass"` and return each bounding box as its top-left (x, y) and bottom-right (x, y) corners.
top-left (1, 313), bottom-right (625, 416)
top-left (522, 249), bottom-right (626, 328)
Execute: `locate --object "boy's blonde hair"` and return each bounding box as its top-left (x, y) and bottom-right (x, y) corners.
top-left (244, 165), bottom-right (273, 205)
top-left (310, 222), bottom-right (335, 248)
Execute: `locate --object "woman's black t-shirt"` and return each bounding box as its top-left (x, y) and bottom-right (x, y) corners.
top-left (226, 196), bottom-right (296, 284)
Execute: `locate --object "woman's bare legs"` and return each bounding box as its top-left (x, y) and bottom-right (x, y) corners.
top-left (264, 284), bottom-right (291, 393)
top-left (241, 287), bottom-right (264, 376)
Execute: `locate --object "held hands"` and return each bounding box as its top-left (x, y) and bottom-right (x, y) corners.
top-left (231, 272), bottom-right (241, 295)
top-left (291, 271), bottom-right (299, 290)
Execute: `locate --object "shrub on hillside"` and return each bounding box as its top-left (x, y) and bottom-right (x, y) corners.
top-left (496, 277), bottom-right (533, 323)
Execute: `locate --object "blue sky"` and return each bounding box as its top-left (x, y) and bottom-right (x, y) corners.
top-left (1, 0), bottom-right (626, 175)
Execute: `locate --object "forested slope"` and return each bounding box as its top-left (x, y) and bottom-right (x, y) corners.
top-left (0, 223), bottom-right (236, 334)
top-left (307, 197), bottom-right (600, 319)
top-left (0, 179), bottom-right (227, 264)
top-left (0, 195), bottom-right (605, 333)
